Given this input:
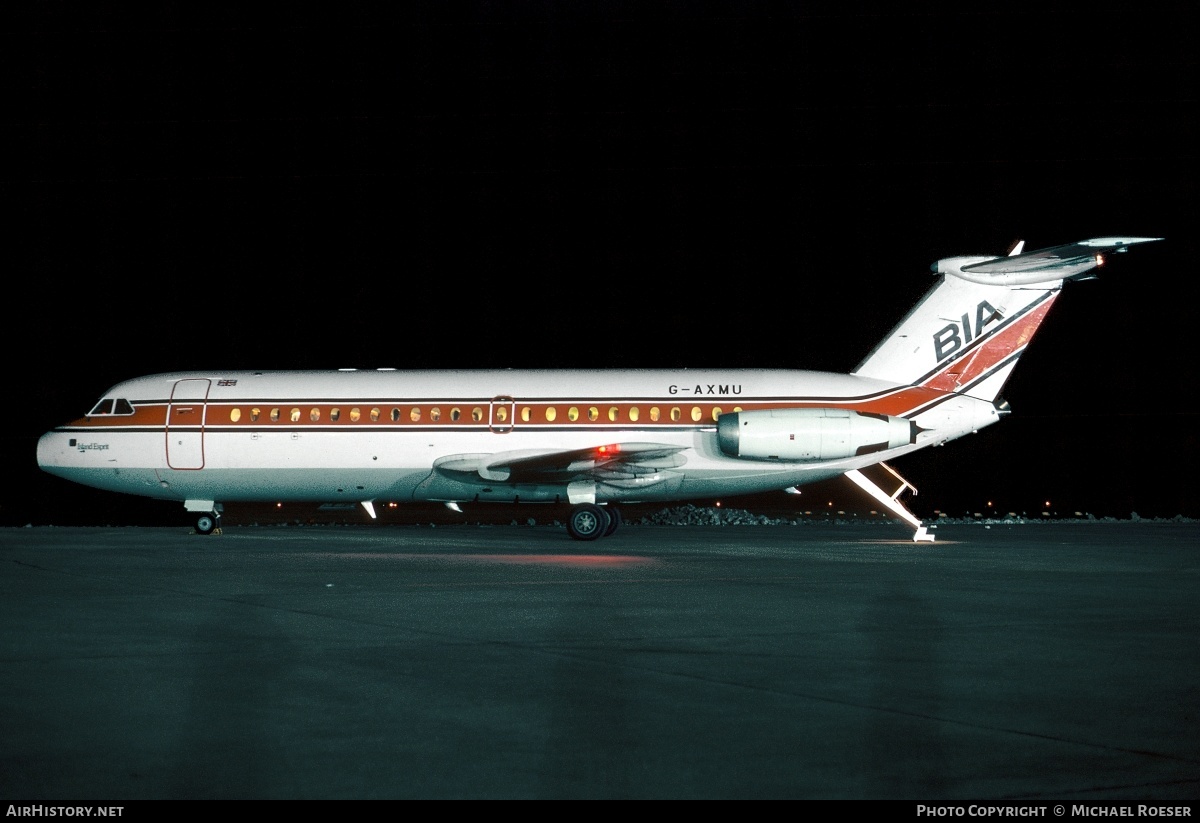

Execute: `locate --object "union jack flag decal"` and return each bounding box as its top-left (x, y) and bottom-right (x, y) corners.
top-left (217, 379), bottom-right (238, 387)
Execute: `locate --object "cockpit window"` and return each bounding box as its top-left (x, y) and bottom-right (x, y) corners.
top-left (88, 398), bottom-right (135, 416)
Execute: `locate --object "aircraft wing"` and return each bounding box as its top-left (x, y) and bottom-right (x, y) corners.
top-left (423, 442), bottom-right (690, 508)
top-left (477, 442), bottom-right (689, 482)
top-left (434, 442), bottom-right (688, 483)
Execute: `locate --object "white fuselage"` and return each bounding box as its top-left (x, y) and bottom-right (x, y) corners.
top-left (36, 368), bottom-right (999, 510)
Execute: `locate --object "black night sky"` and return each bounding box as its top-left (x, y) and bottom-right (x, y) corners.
top-left (4, 3), bottom-right (1197, 526)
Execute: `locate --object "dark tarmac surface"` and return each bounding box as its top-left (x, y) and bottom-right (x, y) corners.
top-left (2, 522), bottom-right (1198, 800)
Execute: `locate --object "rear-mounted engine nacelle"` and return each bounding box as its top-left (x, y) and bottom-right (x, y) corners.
top-left (717, 408), bottom-right (917, 461)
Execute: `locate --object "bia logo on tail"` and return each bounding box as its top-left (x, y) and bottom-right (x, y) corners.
top-left (932, 300), bottom-right (1002, 362)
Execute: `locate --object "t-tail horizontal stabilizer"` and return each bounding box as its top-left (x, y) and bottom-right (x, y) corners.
top-left (844, 463), bottom-right (936, 542)
top-left (935, 236), bottom-right (1163, 286)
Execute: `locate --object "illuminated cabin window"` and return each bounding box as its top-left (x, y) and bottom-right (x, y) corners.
top-left (712, 407), bottom-right (722, 421)
top-left (229, 408), bottom-right (241, 423)
top-left (391, 408), bottom-right (401, 422)
top-left (568, 407), bottom-right (579, 422)
top-left (409, 407), bottom-right (420, 422)
top-left (472, 407), bottom-right (484, 422)
top-left (291, 408), bottom-right (301, 423)
top-left (270, 408), bottom-right (281, 422)
top-left (250, 408), bottom-right (261, 422)
top-left (495, 406), bottom-right (508, 422)
top-left (608, 406), bottom-right (619, 422)
top-left (629, 407), bottom-right (640, 422)
top-left (671, 407), bottom-right (682, 422)
top-left (451, 407), bottom-right (461, 422)
top-left (520, 407), bottom-right (530, 422)
top-left (430, 407), bottom-right (441, 422)
top-left (310, 408), bottom-right (321, 422)
top-left (691, 407), bottom-right (702, 422)
top-left (331, 408), bottom-right (340, 422)
top-left (733, 406), bottom-right (743, 413)
top-left (370, 407), bottom-right (381, 422)
top-left (545, 407), bottom-right (557, 422)
top-left (650, 407), bottom-right (660, 422)
top-left (588, 406), bottom-right (599, 422)
top-left (349, 407), bottom-right (361, 422)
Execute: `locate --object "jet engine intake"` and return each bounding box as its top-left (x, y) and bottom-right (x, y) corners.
top-left (717, 408), bottom-right (916, 461)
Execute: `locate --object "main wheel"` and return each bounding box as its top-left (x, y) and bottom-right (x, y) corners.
top-left (195, 512), bottom-right (220, 535)
top-left (567, 503), bottom-right (609, 541)
top-left (603, 506), bottom-right (622, 536)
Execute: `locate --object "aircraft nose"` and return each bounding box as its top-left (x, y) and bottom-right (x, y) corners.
top-left (37, 431), bottom-right (71, 476)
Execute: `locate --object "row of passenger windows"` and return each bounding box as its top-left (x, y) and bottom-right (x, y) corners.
top-left (225, 404), bottom-right (742, 424)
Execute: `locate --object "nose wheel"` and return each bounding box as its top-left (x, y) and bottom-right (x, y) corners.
top-left (194, 511), bottom-right (222, 535)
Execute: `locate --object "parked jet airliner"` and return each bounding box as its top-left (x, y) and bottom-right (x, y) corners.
top-left (37, 237), bottom-right (1161, 540)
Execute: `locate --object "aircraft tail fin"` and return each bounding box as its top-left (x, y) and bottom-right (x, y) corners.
top-left (852, 237), bottom-right (1162, 403)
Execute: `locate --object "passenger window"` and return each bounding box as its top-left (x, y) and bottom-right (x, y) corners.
top-left (349, 408), bottom-right (361, 422)
top-left (310, 408), bottom-right (321, 422)
top-left (495, 406), bottom-right (508, 422)
top-left (545, 407), bottom-right (557, 422)
top-left (588, 407), bottom-right (599, 422)
top-left (568, 407), bottom-right (579, 422)
top-left (671, 407), bottom-right (681, 422)
top-left (430, 407), bottom-right (441, 422)
top-left (230, 408), bottom-right (242, 423)
top-left (270, 408), bottom-right (281, 422)
top-left (251, 407), bottom-right (261, 422)
top-left (629, 407), bottom-right (640, 422)
top-left (472, 407), bottom-right (484, 422)
top-left (451, 407), bottom-right (461, 422)
top-left (370, 407), bottom-right (381, 422)
top-left (290, 408), bottom-right (301, 423)
top-left (691, 407), bottom-right (702, 422)
top-left (520, 407), bottom-right (530, 422)
top-left (410, 408), bottom-right (421, 422)
top-left (391, 408), bottom-right (401, 422)
top-left (712, 407), bottom-right (722, 421)
top-left (608, 407), bottom-right (619, 422)
top-left (331, 408), bottom-right (340, 422)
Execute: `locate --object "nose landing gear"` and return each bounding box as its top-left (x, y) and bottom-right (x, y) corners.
top-left (194, 511), bottom-right (222, 535)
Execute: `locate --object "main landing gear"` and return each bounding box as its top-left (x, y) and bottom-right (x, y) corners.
top-left (566, 503), bottom-right (622, 541)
